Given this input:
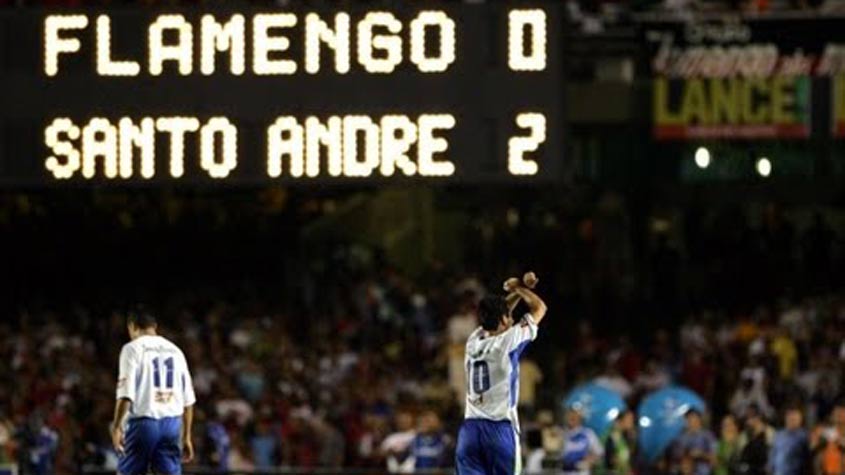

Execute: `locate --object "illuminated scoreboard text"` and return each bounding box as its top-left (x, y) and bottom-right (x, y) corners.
top-left (0, 5), bottom-right (562, 185)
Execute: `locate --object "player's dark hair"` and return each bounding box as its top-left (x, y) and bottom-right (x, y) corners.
top-left (127, 308), bottom-right (157, 329)
top-left (478, 295), bottom-right (508, 331)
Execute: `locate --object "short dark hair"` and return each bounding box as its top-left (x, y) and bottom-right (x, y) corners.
top-left (127, 309), bottom-right (157, 329)
top-left (478, 295), bottom-right (508, 331)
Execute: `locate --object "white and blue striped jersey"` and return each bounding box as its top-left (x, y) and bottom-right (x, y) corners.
top-left (463, 314), bottom-right (538, 430)
top-left (116, 335), bottom-right (196, 420)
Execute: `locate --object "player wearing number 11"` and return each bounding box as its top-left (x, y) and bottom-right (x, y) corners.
top-left (110, 311), bottom-right (196, 475)
top-left (456, 272), bottom-right (548, 475)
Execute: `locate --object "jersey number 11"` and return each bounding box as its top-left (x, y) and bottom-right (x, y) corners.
top-left (152, 357), bottom-right (174, 390)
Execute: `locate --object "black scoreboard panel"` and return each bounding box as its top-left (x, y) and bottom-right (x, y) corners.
top-left (0, 4), bottom-right (562, 186)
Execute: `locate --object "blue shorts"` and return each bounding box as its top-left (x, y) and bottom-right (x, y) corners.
top-left (456, 419), bottom-right (521, 475)
top-left (119, 416), bottom-right (182, 475)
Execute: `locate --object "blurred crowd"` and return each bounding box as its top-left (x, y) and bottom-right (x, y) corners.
top-left (523, 292), bottom-right (845, 475)
top-left (1, 187), bottom-right (844, 475)
top-left (1, 273), bottom-right (844, 475)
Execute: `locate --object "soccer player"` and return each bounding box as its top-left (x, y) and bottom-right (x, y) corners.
top-left (456, 271), bottom-right (547, 475)
top-left (110, 311), bottom-right (196, 475)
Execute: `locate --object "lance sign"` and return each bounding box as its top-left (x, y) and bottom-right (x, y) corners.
top-left (643, 17), bottom-right (845, 141)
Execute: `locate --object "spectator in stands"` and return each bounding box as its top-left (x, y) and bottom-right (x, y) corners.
top-left (671, 410), bottom-right (717, 475)
top-left (817, 402), bottom-right (845, 475)
top-left (410, 411), bottom-right (451, 470)
top-left (730, 377), bottom-right (773, 420)
top-left (561, 407), bottom-right (604, 475)
top-left (603, 409), bottom-right (636, 475)
top-left (310, 416), bottom-right (345, 467)
top-left (770, 328), bottom-right (798, 383)
top-left (525, 425), bottom-right (547, 474)
top-left (681, 350), bottom-right (716, 403)
top-left (594, 360), bottom-right (633, 401)
top-left (380, 411), bottom-right (416, 473)
top-left (737, 410), bottom-right (769, 475)
top-left (519, 357), bottom-right (544, 412)
top-left (250, 417), bottom-right (279, 469)
top-left (769, 406), bottom-right (810, 475)
top-left (0, 412), bottom-right (12, 465)
top-left (634, 358), bottom-right (671, 395)
top-left (15, 414), bottom-right (58, 475)
top-left (202, 409), bottom-right (231, 472)
top-left (538, 409), bottom-right (565, 455)
top-left (715, 415), bottom-right (744, 475)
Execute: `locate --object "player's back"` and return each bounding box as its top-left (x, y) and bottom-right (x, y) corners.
top-left (463, 316), bottom-right (537, 427)
top-left (457, 315), bottom-right (538, 475)
top-left (118, 334), bottom-right (195, 420)
top-left (117, 334), bottom-right (196, 475)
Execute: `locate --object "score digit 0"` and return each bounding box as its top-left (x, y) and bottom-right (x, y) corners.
top-left (508, 9), bottom-right (547, 72)
top-left (508, 113), bottom-right (546, 176)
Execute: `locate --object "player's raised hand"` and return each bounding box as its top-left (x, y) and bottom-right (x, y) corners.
top-left (503, 277), bottom-right (521, 292)
top-left (523, 271), bottom-right (538, 289)
top-left (110, 424), bottom-right (125, 455)
top-left (182, 437), bottom-right (194, 463)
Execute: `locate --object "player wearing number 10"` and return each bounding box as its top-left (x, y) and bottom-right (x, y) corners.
top-left (456, 272), bottom-right (548, 475)
top-left (110, 311), bottom-right (197, 475)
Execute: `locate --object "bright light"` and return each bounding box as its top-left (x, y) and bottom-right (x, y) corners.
top-left (694, 146), bottom-right (710, 169)
top-left (607, 408), bottom-right (620, 421)
top-left (639, 416), bottom-right (652, 427)
top-left (756, 157), bottom-right (772, 177)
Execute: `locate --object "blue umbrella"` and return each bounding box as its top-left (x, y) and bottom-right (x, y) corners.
top-left (562, 383), bottom-right (627, 437)
top-left (637, 386), bottom-right (707, 462)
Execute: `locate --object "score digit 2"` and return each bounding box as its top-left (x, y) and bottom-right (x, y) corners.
top-left (508, 112), bottom-right (547, 176)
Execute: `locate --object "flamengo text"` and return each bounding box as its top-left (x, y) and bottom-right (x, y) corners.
top-left (44, 9), bottom-right (548, 77)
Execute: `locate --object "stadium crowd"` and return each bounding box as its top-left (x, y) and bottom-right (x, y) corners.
top-left (2, 281), bottom-right (845, 475)
top-left (1, 188), bottom-right (844, 475)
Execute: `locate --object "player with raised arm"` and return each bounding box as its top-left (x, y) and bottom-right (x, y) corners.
top-left (456, 271), bottom-right (548, 475)
top-left (110, 311), bottom-right (196, 475)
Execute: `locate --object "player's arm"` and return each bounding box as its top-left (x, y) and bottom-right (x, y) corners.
top-left (181, 353), bottom-right (197, 463)
top-left (503, 272), bottom-right (539, 316)
top-left (182, 404), bottom-right (194, 462)
top-left (505, 290), bottom-right (523, 316)
top-left (111, 345), bottom-right (137, 454)
top-left (510, 272), bottom-right (547, 324)
top-left (110, 398), bottom-right (131, 454)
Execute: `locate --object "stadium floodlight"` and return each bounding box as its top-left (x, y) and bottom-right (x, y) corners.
top-left (756, 157), bottom-right (772, 177)
top-left (694, 146), bottom-right (710, 169)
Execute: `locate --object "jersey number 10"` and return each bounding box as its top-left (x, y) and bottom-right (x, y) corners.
top-left (468, 360), bottom-right (491, 395)
top-left (152, 357), bottom-right (174, 390)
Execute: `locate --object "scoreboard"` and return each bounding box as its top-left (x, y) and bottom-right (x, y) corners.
top-left (0, 4), bottom-right (562, 186)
